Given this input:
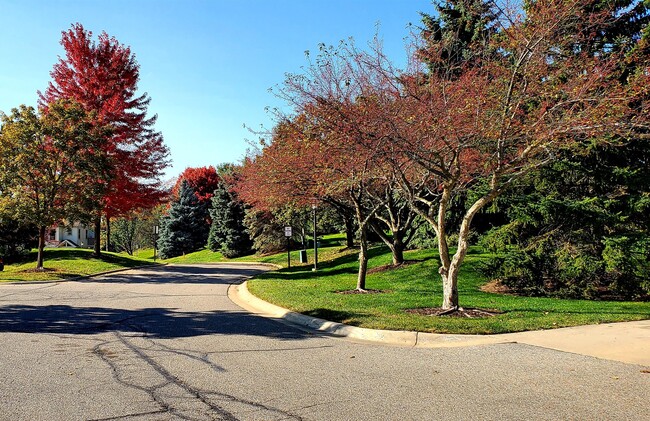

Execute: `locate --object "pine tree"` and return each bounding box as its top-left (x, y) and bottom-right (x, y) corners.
top-left (157, 181), bottom-right (209, 259)
top-left (418, 0), bottom-right (496, 78)
top-left (207, 180), bottom-right (252, 258)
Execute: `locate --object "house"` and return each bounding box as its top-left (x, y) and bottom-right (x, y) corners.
top-left (46, 222), bottom-right (95, 248)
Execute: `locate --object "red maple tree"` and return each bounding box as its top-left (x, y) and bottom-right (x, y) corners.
top-left (171, 166), bottom-right (221, 205)
top-left (39, 23), bottom-right (169, 255)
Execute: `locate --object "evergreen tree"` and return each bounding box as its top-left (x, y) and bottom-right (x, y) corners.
top-left (207, 180), bottom-right (252, 258)
top-left (479, 1), bottom-right (650, 299)
top-left (418, 0), bottom-right (497, 78)
top-left (157, 181), bottom-right (208, 259)
top-left (481, 140), bottom-right (650, 299)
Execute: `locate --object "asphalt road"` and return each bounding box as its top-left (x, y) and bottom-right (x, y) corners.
top-left (0, 264), bottom-right (648, 421)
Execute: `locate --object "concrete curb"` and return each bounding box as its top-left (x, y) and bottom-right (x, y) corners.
top-left (229, 281), bottom-right (513, 348)
top-left (229, 281), bottom-right (650, 366)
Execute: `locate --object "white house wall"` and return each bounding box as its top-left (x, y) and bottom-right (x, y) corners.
top-left (56, 225), bottom-right (93, 248)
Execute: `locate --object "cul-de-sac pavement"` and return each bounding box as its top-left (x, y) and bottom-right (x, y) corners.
top-left (0, 265), bottom-right (648, 421)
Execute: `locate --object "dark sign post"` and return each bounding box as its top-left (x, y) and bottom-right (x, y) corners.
top-left (153, 225), bottom-right (159, 262)
top-left (284, 226), bottom-right (292, 268)
top-left (312, 204), bottom-right (318, 271)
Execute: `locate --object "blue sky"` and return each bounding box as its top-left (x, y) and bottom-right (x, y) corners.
top-left (1, 0), bottom-right (432, 179)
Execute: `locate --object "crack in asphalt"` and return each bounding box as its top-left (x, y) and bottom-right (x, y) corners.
top-left (93, 322), bottom-right (304, 421)
top-left (148, 341), bottom-right (226, 373)
top-left (0, 282), bottom-right (60, 300)
top-left (87, 409), bottom-right (170, 421)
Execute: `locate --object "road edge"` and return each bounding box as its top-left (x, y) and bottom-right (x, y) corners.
top-left (228, 280), bottom-right (513, 348)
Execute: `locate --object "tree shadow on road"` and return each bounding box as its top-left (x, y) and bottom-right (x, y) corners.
top-left (0, 304), bottom-right (312, 341)
top-left (85, 265), bottom-right (269, 285)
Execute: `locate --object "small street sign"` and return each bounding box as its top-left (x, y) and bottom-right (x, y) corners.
top-left (284, 226), bottom-right (292, 237)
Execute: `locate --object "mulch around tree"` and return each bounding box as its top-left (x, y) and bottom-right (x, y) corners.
top-left (336, 289), bottom-right (388, 295)
top-left (367, 260), bottom-right (424, 274)
top-left (480, 279), bottom-right (514, 295)
top-left (405, 307), bottom-right (504, 318)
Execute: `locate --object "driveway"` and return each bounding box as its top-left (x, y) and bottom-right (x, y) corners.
top-left (0, 264), bottom-right (648, 420)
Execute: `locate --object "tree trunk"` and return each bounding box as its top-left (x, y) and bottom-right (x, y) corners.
top-left (93, 215), bottom-right (101, 257)
top-left (105, 215), bottom-right (111, 252)
top-left (36, 225), bottom-right (46, 270)
top-left (356, 226), bottom-right (368, 291)
top-left (371, 222), bottom-right (405, 266)
top-left (344, 215), bottom-right (355, 248)
top-left (441, 267), bottom-right (460, 309)
top-left (392, 236), bottom-right (404, 266)
top-left (439, 190), bottom-right (498, 310)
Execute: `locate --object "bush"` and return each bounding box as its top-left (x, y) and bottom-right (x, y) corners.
top-left (0, 219), bottom-right (37, 263)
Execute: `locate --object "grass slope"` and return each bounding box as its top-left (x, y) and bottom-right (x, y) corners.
top-left (247, 245), bottom-right (650, 334)
top-left (0, 248), bottom-right (156, 282)
top-left (162, 235), bottom-right (352, 268)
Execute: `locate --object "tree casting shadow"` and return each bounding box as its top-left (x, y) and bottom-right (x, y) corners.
top-left (0, 304), bottom-right (311, 340)
top-left (85, 264), bottom-right (269, 285)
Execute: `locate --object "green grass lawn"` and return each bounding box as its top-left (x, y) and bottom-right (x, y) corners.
top-left (162, 234), bottom-right (354, 268)
top-left (246, 243), bottom-right (650, 334)
top-left (0, 248), bottom-right (157, 282)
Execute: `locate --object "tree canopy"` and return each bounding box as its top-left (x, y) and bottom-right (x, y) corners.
top-left (0, 100), bottom-right (111, 268)
top-left (39, 23), bottom-right (170, 255)
top-left (237, 0), bottom-right (650, 309)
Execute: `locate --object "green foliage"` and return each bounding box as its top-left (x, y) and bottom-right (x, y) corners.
top-left (157, 181), bottom-right (209, 259)
top-left (418, 0), bottom-right (497, 77)
top-left (0, 218), bottom-right (37, 262)
top-left (207, 181), bottom-right (252, 258)
top-left (406, 217), bottom-right (438, 249)
top-left (0, 100), bottom-right (111, 268)
top-left (243, 208), bottom-right (286, 255)
top-left (480, 139), bottom-right (650, 299)
top-left (0, 101), bottom-right (110, 226)
top-left (243, 204), bottom-right (346, 256)
top-left (111, 207), bottom-right (163, 255)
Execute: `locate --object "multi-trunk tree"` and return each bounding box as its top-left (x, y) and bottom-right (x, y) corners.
top-left (39, 23), bottom-right (169, 256)
top-left (239, 102), bottom-right (392, 290)
top-left (0, 100), bottom-right (110, 269)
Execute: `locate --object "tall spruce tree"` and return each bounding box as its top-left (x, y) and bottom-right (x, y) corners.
top-left (157, 181), bottom-right (208, 259)
top-left (207, 180), bottom-right (252, 258)
top-left (418, 0), bottom-right (496, 78)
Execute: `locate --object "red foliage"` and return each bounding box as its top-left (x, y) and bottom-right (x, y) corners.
top-left (171, 166), bottom-right (221, 205)
top-left (38, 23), bottom-right (170, 218)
